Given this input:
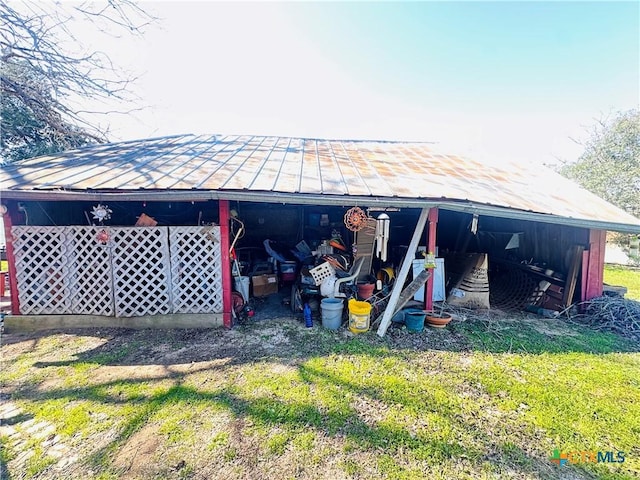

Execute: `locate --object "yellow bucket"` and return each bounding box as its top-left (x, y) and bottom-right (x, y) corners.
top-left (348, 299), bottom-right (371, 334)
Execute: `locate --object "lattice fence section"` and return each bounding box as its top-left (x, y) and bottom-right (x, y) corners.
top-left (66, 227), bottom-right (115, 316)
top-left (111, 227), bottom-right (172, 317)
top-left (12, 226), bottom-right (71, 314)
top-left (12, 225), bottom-right (226, 318)
top-left (169, 226), bottom-right (223, 313)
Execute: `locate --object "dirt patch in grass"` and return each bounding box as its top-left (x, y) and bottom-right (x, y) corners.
top-left (506, 315), bottom-right (581, 337)
top-left (112, 423), bottom-right (162, 478)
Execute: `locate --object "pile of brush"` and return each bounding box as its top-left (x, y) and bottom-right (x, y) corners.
top-left (569, 296), bottom-right (640, 340)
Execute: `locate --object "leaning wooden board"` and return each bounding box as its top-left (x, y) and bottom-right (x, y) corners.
top-left (373, 269), bottom-right (432, 325)
top-left (354, 218), bottom-right (378, 282)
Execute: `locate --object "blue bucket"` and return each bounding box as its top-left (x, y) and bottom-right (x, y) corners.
top-left (404, 309), bottom-right (426, 333)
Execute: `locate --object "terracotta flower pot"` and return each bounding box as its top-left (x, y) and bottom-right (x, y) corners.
top-left (357, 282), bottom-right (375, 300)
top-left (425, 312), bottom-right (452, 328)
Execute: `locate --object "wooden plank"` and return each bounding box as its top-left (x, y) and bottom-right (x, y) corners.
top-left (562, 244), bottom-right (584, 308)
top-left (396, 269), bottom-right (431, 312)
top-left (377, 208), bottom-right (429, 337)
top-left (580, 250), bottom-right (590, 303)
top-left (3, 210), bottom-right (20, 315)
top-left (372, 269), bottom-right (431, 327)
top-left (390, 269), bottom-right (431, 317)
top-left (219, 200), bottom-right (233, 328)
top-left (354, 218), bottom-right (377, 281)
top-left (585, 230), bottom-right (606, 300)
top-left (425, 207), bottom-right (438, 311)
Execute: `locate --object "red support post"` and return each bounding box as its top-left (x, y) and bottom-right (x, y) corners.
top-left (580, 250), bottom-right (590, 303)
top-left (2, 208), bottom-right (21, 315)
top-left (219, 200), bottom-right (233, 328)
top-left (583, 229), bottom-right (606, 300)
top-left (425, 207), bottom-right (439, 312)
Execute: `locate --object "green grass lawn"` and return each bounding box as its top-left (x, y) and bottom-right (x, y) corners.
top-left (1, 315), bottom-right (638, 480)
top-left (604, 264), bottom-right (640, 300)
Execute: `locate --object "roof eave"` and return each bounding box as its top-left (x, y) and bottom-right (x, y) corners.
top-left (2, 188), bottom-right (639, 234)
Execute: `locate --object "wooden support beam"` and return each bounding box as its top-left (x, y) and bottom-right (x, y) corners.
top-left (562, 244), bottom-right (584, 308)
top-left (425, 207), bottom-right (438, 311)
top-left (219, 200), bottom-right (232, 328)
top-left (377, 208), bottom-right (429, 337)
top-left (584, 230), bottom-right (606, 300)
top-left (2, 207), bottom-right (21, 315)
top-left (580, 250), bottom-right (590, 303)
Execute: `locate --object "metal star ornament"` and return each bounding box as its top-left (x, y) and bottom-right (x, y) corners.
top-left (91, 204), bottom-right (112, 223)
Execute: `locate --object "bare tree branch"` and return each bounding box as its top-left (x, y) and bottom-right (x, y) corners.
top-left (1, 0), bottom-right (156, 162)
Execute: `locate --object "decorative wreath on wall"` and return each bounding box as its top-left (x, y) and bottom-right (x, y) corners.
top-left (343, 206), bottom-right (369, 232)
top-left (96, 229), bottom-right (110, 244)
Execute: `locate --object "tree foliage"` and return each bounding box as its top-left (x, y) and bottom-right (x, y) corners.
top-left (0, 1), bottom-right (154, 162)
top-left (560, 109), bottom-right (640, 219)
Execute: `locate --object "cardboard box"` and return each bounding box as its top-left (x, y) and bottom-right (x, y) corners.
top-left (251, 274), bottom-right (278, 297)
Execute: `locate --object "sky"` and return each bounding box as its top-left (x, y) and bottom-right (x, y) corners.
top-left (75, 0), bottom-right (640, 168)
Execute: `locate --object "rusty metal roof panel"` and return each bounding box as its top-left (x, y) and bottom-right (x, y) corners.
top-left (1, 133), bottom-right (639, 230)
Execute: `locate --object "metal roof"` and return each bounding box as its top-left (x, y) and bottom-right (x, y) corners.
top-left (1, 133), bottom-right (639, 232)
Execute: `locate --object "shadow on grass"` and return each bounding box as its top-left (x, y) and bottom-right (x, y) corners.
top-left (30, 322), bottom-right (404, 370)
top-left (6, 317), bottom-right (631, 478)
top-left (1, 412), bottom-right (33, 426)
top-left (11, 377), bottom-right (562, 479)
top-left (25, 314), bottom-right (639, 374)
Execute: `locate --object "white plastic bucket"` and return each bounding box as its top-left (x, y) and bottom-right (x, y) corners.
top-left (234, 276), bottom-right (250, 302)
top-left (320, 298), bottom-right (343, 330)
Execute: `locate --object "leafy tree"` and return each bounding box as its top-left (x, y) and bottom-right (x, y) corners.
top-left (0, 1), bottom-right (153, 162)
top-left (560, 109), bottom-right (640, 219)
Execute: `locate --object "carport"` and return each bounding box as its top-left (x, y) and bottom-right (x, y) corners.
top-left (1, 134), bottom-right (639, 332)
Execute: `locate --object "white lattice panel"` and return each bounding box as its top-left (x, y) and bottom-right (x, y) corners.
top-left (111, 227), bottom-right (172, 317)
top-left (12, 226), bottom-right (71, 314)
top-left (66, 227), bottom-right (115, 316)
top-left (169, 226), bottom-right (223, 313)
top-left (12, 225), bottom-right (225, 319)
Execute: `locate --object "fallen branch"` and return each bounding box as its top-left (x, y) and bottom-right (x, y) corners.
top-left (563, 296), bottom-right (640, 340)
